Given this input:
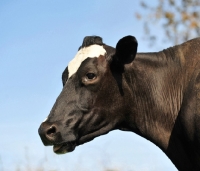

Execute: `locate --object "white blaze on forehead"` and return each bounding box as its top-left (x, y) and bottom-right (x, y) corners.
top-left (68, 45), bottom-right (106, 78)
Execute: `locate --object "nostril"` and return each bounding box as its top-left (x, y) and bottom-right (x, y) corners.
top-left (46, 126), bottom-right (57, 137)
top-left (39, 123), bottom-right (59, 146)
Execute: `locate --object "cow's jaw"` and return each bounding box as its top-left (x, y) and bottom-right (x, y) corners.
top-left (78, 123), bottom-right (114, 145)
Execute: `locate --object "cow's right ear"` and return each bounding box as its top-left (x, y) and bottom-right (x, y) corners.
top-left (112, 35), bottom-right (138, 66)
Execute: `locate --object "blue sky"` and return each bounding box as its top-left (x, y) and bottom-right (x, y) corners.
top-left (0, 1), bottom-right (177, 170)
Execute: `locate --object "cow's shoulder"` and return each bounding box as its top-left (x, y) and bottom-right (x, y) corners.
top-left (175, 37), bottom-right (200, 54)
top-left (160, 38), bottom-right (200, 68)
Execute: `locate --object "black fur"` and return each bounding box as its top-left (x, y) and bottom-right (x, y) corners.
top-left (78, 36), bottom-right (104, 50)
top-left (62, 66), bottom-right (68, 86)
top-left (39, 36), bottom-right (200, 170)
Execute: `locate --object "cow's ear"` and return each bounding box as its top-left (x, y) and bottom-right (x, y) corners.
top-left (113, 35), bottom-right (138, 65)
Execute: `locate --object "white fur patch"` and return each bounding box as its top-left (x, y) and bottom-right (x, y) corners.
top-left (68, 45), bottom-right (106, 78)
top-left (43, 117), bottom-right (48, 122)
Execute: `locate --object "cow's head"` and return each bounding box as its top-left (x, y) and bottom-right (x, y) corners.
top-left (38, 35), bottom-right (138, 154)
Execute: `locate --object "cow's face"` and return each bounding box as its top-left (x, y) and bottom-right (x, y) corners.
top-left (38, 36), bottom-right (138, 154)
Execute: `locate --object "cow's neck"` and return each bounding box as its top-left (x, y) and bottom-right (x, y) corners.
top-left (121, 51), bottom-right (183, 153)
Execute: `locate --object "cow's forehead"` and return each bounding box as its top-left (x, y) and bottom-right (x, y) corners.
top-left (68, 45), bottom-right (106, 78)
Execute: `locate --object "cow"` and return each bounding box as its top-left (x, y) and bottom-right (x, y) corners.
top-left (39, 35), bottom-right (200, 171)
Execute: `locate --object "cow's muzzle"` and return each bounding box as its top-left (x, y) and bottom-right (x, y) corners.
top-left (38, 122), bottom-right (59, 146)
top-left (38, 121), bottom-right (77, 154)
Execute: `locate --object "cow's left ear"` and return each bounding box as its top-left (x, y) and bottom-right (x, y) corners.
top-left (113, 35), bottom-right (138, 65)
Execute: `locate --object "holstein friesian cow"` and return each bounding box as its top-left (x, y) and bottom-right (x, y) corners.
top-left (39, 35), bottom-right (200, 171)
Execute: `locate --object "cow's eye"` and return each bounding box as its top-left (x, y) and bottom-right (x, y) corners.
top-left (86, 73), bottom-right (96, 80)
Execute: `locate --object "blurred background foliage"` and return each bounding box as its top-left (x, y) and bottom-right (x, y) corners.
top-left (135, 0), bottom-right (200, 46)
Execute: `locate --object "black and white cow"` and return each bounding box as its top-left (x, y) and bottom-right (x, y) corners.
top-left (39, 35), bottom-right (200, 171)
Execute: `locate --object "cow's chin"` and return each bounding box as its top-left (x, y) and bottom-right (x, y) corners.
top-left (53, 142), bottom-right (76, 154)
